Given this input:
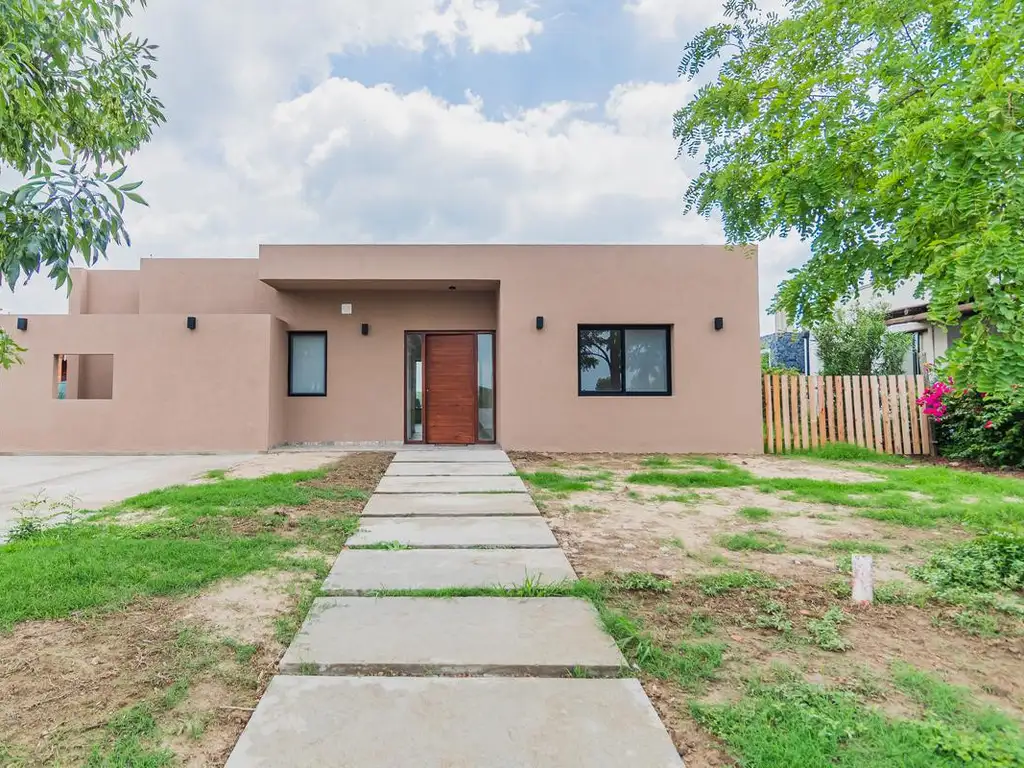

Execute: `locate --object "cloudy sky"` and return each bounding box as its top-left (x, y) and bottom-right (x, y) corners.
top-left (3, 0), bottom-right (807, 332)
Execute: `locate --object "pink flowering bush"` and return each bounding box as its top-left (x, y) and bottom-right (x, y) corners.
top-left (920, 381), bottom-right (1024, 467)
top-left (918, 379), bottom-right (953, 420)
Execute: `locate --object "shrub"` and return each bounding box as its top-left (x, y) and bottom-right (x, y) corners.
top-left (910, 532), bottom-right (1024, 593)
top-left (919, 381), bottom-right (1024, 467)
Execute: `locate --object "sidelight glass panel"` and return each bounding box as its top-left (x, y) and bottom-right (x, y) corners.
top-left (405, 333), bottom-right (424, 441)
top-left (625, 328), bottom-right (669, 393)
top-left (477, 333), bottom-right (495, 441)
top-left (288, 333), bottom-right (327, 396)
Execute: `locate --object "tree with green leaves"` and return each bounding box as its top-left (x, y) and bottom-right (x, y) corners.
top-left (0, 0), bottom-right (163, 366)
top-left (812, 304), bottom-right (912, 375)
top-left (675, 0), bottom-right (1024, 391)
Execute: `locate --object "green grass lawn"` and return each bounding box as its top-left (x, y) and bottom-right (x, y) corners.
top-left (0, 466), bottom-right (366, 630)
top-left (516, 469), bottom-right (612, 493)
top-left (694, 664), bottom-right (1024, 767)
top-left (625, 453), bottom-right (1024, 533)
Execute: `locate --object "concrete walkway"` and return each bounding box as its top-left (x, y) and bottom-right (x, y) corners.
top-left (227, 447), bottom-right (683, 767)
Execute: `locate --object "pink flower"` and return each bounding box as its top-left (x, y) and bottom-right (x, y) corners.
top-left (984, 420), bottom-right (994, 429)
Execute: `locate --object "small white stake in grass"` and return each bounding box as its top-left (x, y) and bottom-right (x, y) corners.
top-left (852, 555), bottom-right (874, 603)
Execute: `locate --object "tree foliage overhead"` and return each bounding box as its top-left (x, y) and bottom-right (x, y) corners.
top-left (674, 0), bottom-right (1024, 391)
top-left (812, 304), bottom-right (913, 376)
top-left (0, 0), bottom-right (163, 363)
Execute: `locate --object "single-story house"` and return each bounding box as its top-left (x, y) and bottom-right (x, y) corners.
top-left (0, 245), bottom-right (762, 454)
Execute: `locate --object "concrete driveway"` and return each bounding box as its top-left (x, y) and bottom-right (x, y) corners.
top-left (0, 454), bottom-right (254, 540)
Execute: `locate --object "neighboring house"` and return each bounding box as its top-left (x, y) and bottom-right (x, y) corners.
top-left (0, 245), bottom-right (762, 454)
top-left (859, 280), bottom-right (968, 376)
top-left (760, 311), bottom-right (811, 373)
top-left (763, 281), bottom-right (966, 378)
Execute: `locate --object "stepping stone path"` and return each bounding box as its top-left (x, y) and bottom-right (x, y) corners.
top-left (226, 447), bottom-right (683, 767)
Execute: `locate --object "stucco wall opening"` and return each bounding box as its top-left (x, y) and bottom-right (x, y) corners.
top-left (54, 354), bottom-right (114, 400)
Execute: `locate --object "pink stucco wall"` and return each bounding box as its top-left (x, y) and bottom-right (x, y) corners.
top-left (0, 315), bottom-right (274, 453)
top-left (2, 245), bottom-right (762, 454)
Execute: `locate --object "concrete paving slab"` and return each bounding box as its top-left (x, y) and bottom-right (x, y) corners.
top-left (362, 492), bottom-right (539, 517)
top-left (226, 676), bottom-right (683, 768)
top-left (375, 475), bottom-right (526, 494)
top-left (279, 597), bottom-right (624, 676)
top-left (348, 516), bottom-right (557, 549)
top-left (393, 448), bottom-right (510, 463)
top-left (386, 461), bottom-right (515, 476)
top-left (322, 548), bottom-right (577, 594)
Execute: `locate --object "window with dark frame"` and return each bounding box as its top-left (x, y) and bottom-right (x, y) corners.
top-left (578, 325), bottom-right (672, 396)
top-left (288, 332), bottom-right (328, 396)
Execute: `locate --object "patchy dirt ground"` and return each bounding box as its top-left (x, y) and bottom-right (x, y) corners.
top-left (513, 451), bottom-right (957, 586)
top-left (0, 451), bottom-right (391, 767)
top-left (223, 451), bottom-right (375, 480)
top-left (511, 451), bottom-right (1024, 767)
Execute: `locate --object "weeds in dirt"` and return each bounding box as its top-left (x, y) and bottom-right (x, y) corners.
top-left (615, 572), bottom-right (672, 593)
top-left (718, 532), bottom-right (786, 554)
top-left (737, 506), bottom-right (772, 521)
top-left (806, 607), bottom-right (850, 652)
top-left (5, 492), bottom-right (81, 543)
top-left (825, 539), bottom-right (891, 554)
top-left (86, 702), bottom-right (172, 767)
top-left (873, 581), bottom-right (927, 606)
top-left (952, 610), bottom-right (1000, 637)
top-left (363, 579), bottom-right (603, 600)
top-left (696, 571), bottom-right (777, 596)
top-left (754, 599), bottom-right (792, 634)
top-left (688, 611), bottom-right (715, 637)
top-left (351, 540), bottom-right (410, 550)
top-left (693, 665), bottom-right (1024, 766)
top-left (791, 444), bottom-right (910, 464)
top-left (601, 611), bottom-right (723, 691)
top-left (223, 638), bottom-right (259, 664)
top-left (627, 468), bottom-right (753, 489)
top-left (642, 455), bottom-right (674, 468)
top-left (653, 492), bottom-right (702, 504)
top-left (518, 470), bottom-right (610, 493)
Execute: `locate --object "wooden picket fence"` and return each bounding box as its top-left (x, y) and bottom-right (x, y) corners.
top-left (763, 374), bottom-right (933, 455)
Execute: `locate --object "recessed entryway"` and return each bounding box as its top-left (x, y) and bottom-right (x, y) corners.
top-left (404, 331), bottom-right (495, 445)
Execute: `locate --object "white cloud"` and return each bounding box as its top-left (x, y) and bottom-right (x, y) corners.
top-left (3, 1), bottom-right (808, 333)
top-left (624, 0), bottom-right (790, 40)
top-left (624, 0), bottom-right (727, 38)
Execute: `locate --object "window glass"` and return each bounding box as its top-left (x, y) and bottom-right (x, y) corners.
top-left (625, 328), bottom-right (669, 393)
top-left (289, 333), bottom-right (327, 396)
top-left (405, 334), bottom-right (424, 441)
top-left (578, 329), bottom-right (623, 393)
top-left (477, 333), bottom-right (495, 441)
top-left (578, 326), bottom-right (670, 395)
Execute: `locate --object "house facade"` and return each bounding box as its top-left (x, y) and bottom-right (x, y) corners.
top-left (0, 245), bottom-right (762, 454)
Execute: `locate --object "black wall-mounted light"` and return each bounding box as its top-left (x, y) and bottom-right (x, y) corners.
top-left (361, 323), bottom-right (370, 336)
top-left (713, 317), bottom-right (724, 331)
top-left (186, 316), bottom-right (197, 331)
top-left (536, 316), bottom-right (544, 331)
top-left (16, 317), bottom-right (28, 332)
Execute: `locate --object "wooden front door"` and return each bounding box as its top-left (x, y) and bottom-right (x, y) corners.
top-left (424, 334), bottom-right (477, 444)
